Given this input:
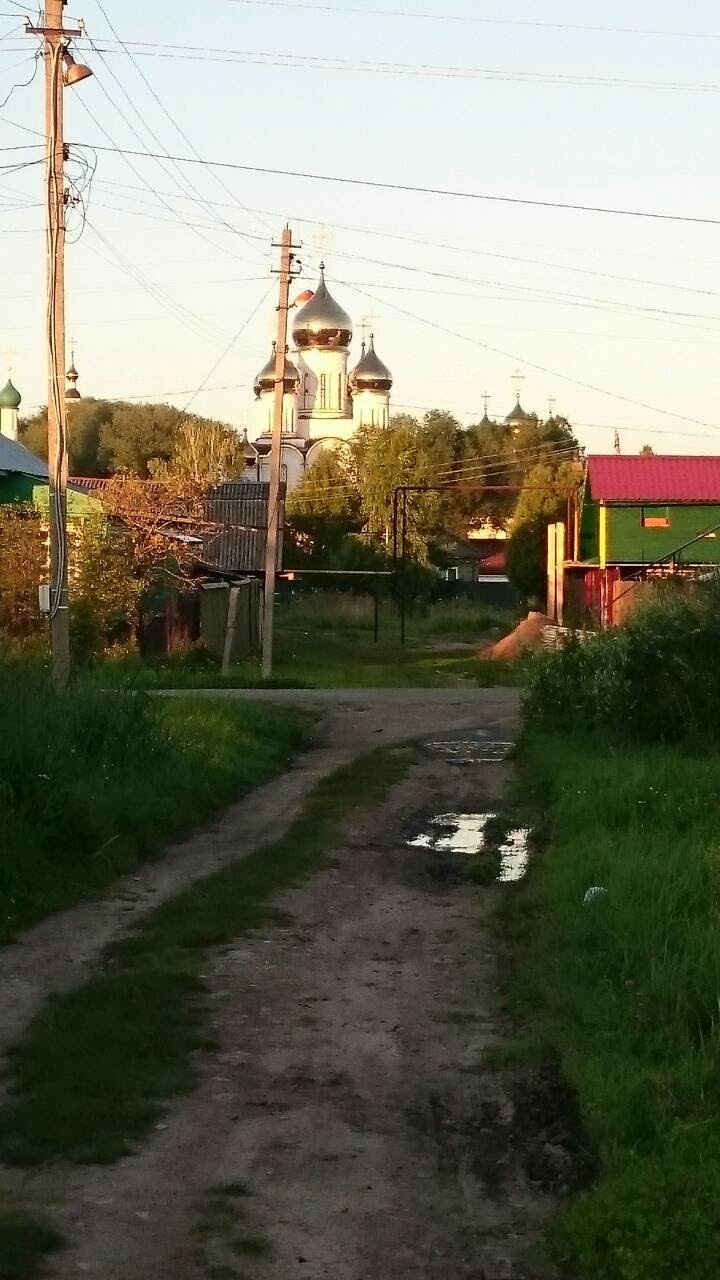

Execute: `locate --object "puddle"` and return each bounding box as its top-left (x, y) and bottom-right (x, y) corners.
top-left (496, 827), bottom-right (531, 883)
top-left (408, 813), bottom-right (530, 882)
top-left (409, 812), bottom-right (493, 855)
top-left (426, 737), bottom-right (514, 765)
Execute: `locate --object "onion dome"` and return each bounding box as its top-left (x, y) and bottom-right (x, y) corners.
top-left (0, 377), bottom-right (21, 410)
top-left (291, 263), bottom-right (353, 350)
top-left (349, 335), bottom-right (393, 393)
top-left (253, 343), bottom-right (300, 399)
top-left (505, 397), bottom-right (534, 426)
top-left (240, 427), bottom-right (258, 467)
top-left (65, 354), bottom-right (80, 401)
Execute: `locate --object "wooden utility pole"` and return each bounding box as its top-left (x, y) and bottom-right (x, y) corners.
top-left (262, 226), bottom-right (299, 678)
top-left (27, 2), bottom-right (92, 685)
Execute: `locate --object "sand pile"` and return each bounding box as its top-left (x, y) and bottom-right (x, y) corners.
top-left (479, 611), bottom-right (553, 660)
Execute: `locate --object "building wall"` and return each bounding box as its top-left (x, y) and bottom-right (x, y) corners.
top-left (605, 503), bottom-right (720, 564)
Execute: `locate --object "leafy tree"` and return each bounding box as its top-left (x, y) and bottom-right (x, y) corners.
top-left (19, 399), bottom-right (115, 476)
top-left (71, 515), bottom-right (142, 659)
top-left (286, 447), bottom-right (361, 566)
top-left (0, 505), bottom-right (47, 637)
top-left (639, 444), bottom-right (655, 455)
top-left (99, 471), bottom-right (206, 583)
top-left (99, 403), bottom-right (182, 477)
top-left (155, 418), bottom-right (249, 487)
top-left (19, 399), bottom-right (244, 480)
top-left (506, 460), bottom-right (582, 603)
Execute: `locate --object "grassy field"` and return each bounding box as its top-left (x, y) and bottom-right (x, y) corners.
top-left (508, 733), bottom-right (720, 1280)
top-left (0, 747), bottom-right (413, 1180)
top-left (0, 670), bottom-right (311, 945)
top-left (94, 593), bottom-right (521, 690)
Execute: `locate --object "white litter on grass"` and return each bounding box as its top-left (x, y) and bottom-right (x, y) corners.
top-left (584, 886), bottom-right (608, 904)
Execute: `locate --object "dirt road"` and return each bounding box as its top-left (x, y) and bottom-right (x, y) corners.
top-left (1, 691), bottom-right (583, 1278)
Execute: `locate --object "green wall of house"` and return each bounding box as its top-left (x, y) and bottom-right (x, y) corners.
top-left (0, 475), bottom-right (98, 518)
top-left (582, 500), bottom-right (720, 565)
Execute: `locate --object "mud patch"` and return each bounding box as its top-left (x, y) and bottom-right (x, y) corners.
top-left (408, 1065), bottom-right (594, 1202)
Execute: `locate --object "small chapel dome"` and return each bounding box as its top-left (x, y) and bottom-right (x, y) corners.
top-left (66, 356), bottom-right (81, 401)
top-left (504, 397), bottom-right (534, 426)
top-left (253, 343), bottom-right (300, 399)
top-left (349, 335), bottom-right (393, 393)
top-left (291, 264), bottom-right (353, 350)
top-left (0, 377), bottom-right (21, 410)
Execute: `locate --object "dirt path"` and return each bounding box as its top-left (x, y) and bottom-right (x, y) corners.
top-left (0, 690), bottom-right (517, 1063)
top-left (0, 688), bottom-right (587, 1280)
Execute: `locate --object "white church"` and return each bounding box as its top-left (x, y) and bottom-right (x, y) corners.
top-left (252, 264), bottom-right (393, 489)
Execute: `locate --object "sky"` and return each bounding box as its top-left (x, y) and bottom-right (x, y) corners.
top-left (2, 0), bottom-right (720, 454)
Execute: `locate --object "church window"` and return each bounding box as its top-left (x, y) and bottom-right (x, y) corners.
top-left (320, 374), bottom-right (327, 408)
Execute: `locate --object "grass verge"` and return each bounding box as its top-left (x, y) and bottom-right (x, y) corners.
top-left (0, 1210), bottom-right (64, 1280)
top-left (0, 668), bottom-right (311, 943)
top-left (507, 731), bottom-right (720, 1280)
top-left (0, 746), bottom-right (413, 1167)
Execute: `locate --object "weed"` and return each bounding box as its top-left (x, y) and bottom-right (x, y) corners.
top-left (230, 1232), bottom-right (272, 1258)
top-left (0, 1210), bottom-right (64, 1280)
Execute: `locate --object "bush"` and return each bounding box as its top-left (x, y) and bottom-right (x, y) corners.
top-left (525, 579), bottom-right (720, 742)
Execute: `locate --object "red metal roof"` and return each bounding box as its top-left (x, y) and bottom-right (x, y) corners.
top-left (587, 454), bottom-right (720, 503)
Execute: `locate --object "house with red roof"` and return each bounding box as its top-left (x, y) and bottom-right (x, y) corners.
top-left (563, 455), bottom-right (720, 625)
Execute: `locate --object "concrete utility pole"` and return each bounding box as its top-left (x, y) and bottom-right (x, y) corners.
top-left (28, 2), bottom-right (91, 686)
top-left (262, 226), bottom-right (299, 678)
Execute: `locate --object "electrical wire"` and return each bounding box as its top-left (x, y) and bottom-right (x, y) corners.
top-left (80, 143), bottom-right (720, 228)
top-left (0, 48), bottom-right (39, 109)
top-left (218, 0), bottom-right (720, 42)
top-left (93, 0), bottom-right (273, 240)
top-left (180, 283), bottom-right (274, 415)
top-left (57, 41), bottom-right (720, 97)
top-left (340, 279), bottom-right (720, 434)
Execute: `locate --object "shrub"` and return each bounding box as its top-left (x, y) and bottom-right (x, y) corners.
top-left (525, 579), bottom-right (720, 742)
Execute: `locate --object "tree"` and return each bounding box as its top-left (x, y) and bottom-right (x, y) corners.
top-left (155, 417), bottom-right (249, 487)
top-left (71, 515), bottom-right (142, 659)
top-left (506, 460), bottom-right (582, 603)
top-left (639, 444), bottom-right (655, 456)
top-left (19, 399), bottom-right (245, 480)
top-left (19, 398), bottom-right (115, 476)
top-left (99, 471), bottom-right (207, 584)
top-left (286, 447), bottom-right (361, 566)
top-left (0, 505), bottom-right (47, 638)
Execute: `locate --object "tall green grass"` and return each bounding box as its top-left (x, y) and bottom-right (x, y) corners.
top-left (0, 669), bottom-right (310, 943)
top-left (526, 580), bottom-right (720, 742)
top-left (280, 590), bottom-right (514, 638)
top-left (512, 735), bottom-right (720, 1279)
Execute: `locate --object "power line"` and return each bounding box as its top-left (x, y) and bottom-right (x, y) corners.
top-left (218, 0), bottom-right (720, 41)
top-left (79, 142), bottom-right (720, 227)
top-left (90, 2), bottom-right (271, 247)
top-left (180, 282), bottom-right (274, 415)
top-left (340, 279), bottom-right (720, 433)
top-left (55, 40), bottom-right (720, 95)
top-left (87, 176), bottom-right (720, 304)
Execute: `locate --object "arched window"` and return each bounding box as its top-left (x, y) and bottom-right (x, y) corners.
top-left (319, 374), bottom-right (327, 409)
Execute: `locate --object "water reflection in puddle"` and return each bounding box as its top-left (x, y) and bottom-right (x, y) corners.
top-left (408, 812), bottom-right (530, 883)
top-left (426, 738), bottom-right (514, 765)
top-left (409, 812), bottom-right (492, 855)
top-left (497, 827), bottom-right (531, 883)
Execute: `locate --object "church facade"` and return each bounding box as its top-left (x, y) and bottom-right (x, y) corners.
top-left (252, 265), bottom-right (393, 489)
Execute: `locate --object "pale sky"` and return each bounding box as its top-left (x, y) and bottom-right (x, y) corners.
top-left (2, 0), bottom-right (720, 454)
